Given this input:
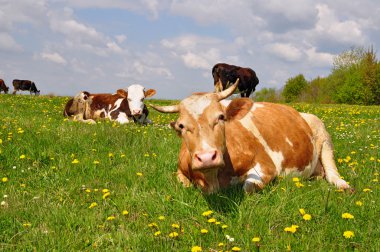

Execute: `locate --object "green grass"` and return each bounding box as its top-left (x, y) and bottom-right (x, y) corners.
top-left (0, 94), bottom-right (379, 251)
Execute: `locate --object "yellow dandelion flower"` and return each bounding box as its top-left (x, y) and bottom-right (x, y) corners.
top-left (299, 208), bottom-right (306, 215)
top-left (88, 202), bottom-right (97, 209)
top-left (93, 160), bottom-right (100, 165)
top-left (106, 216), bottom-right (115, 221)
top-left (102, 189), bottom-right (109, 193)
top-left (169, 231), bottom-right (178, 238)
top-left (20, 154), bottom-right (26, 159)
top-left (343, 230), bottom-right (354, 239)
top-left (295, 182), bottom-right (304, 188)
top-left (292, 177), bottom-right (300, 182)
top-left (108, 153), bottom-right (114, 158)
top-left (136, 172), bottom-right (143, 176)
top-left (171, 223), bottom-right (180, 229)
top-left (215, 221), bottom-right (221, 225)
top-left (122, 210), bottom-right (129, 216)
top-left (148, 222), bottom-right (158, 228)
top-left (303, 214), bottom-right (312, 221)
top-left (202, 210), bottom-right (213, 217)
top-left (208, 218), bottom-right (216, 223)
top-left (342, 213), bottom-right (354, 219)
top-left (231, 246), bottom-right (241, 251)
top-left (191, 246), bottom-right (202, 252)
top-left (221, 224), bottom-right (228, 229)
top-left (252, 237), bottom-right (261, 242)
top-left (102, 192), bottom-right (110, 199)
top-left (355, 201), bottom-right (363, 206)
top-left (158, 215), bottom-right (165, 220)
top-left (363, 188), bottom-right (371, 192)
top-left (218, 242), bottom-right (225, 247)
top-left (370, 157), bottom-right (375, 161)
top-left (72, 159), bottom-right (79, 164)
top-left (284, 225), bottom-right (299, 233)
top-left (2, 177), bottom-right (8, 183)
top-left (200, 229), bottom-right (208, 234)
top-left (23, 223), bottom-right (31, 227)
top-left (154, 231), bottom-right (161, 236)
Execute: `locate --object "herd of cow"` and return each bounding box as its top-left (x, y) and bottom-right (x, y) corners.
top-left (1, 63), bottom-right (351, 194)
top-left (0, 79), bottom-right (40, 95)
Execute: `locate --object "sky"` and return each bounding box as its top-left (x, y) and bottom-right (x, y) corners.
top-left (1, 0), bottom-right (379, 99)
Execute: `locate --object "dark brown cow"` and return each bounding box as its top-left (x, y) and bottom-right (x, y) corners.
top-left (212, 63), bottom-right (259, 97)
top-left (0, 79), bottom-right (9, 94)
top-left (151, 80), bottom-right (350, 194)
top-left (13, 79), bottom-right (40, 95)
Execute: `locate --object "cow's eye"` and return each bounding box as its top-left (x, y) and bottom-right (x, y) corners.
top-left (140, 98), bottom-right (144, 102)
top-left (218, 114), bottom-right (225, 121)
top-left (178, 123), bottom-right (185, 130)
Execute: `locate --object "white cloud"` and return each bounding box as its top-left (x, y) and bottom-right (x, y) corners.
top-left (305, 47), bottom-right (334, 67)
top-left (268, 43), bottom-right (303, 62)
top-left (0, 33), bottom-right (22, 51)
top-left (40, 52), bottom-right (67, 65)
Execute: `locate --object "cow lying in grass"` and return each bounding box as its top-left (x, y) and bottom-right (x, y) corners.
top-left (151, 80), bottom-right (350, 194)
top-left (64, 84), bottom-right (156, 124)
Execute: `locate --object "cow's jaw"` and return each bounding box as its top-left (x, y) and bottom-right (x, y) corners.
top-left (196, 168), bottom-right (220, 194)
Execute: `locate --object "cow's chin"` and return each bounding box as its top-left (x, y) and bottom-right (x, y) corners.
top-left (192, 166), bottom-right (223, 194)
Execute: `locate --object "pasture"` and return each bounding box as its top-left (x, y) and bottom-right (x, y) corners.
top-left (0, 94), bottom-right (379, 251)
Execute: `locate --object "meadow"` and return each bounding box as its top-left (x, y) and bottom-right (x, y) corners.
top-left (0, 94), bottom-right (379, 251)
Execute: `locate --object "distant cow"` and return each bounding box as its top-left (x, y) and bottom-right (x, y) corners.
top-left (151, 80), bottom-right (349, 194)
top-left (212, 63), bottom-right (259, 97)
top-left (13, 79), bottom-right (40, 95)
top-left (0, 79), bottom-right (9, 94)
top-left (64, 84), bottom-right (156, 124)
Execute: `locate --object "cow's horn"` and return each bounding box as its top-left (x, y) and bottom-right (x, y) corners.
top-left (216, 78), bottom-right (239, 101)
top-left (150, 104), bottom-right (179, 113)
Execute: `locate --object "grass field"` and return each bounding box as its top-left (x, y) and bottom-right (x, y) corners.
top-left (0, 94), bottom-right (379, 251)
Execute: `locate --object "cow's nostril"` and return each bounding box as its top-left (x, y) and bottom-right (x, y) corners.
top-left (195, 154), bottom-right (202, 162)
top-left (211, 151), bottom-right (217, 161)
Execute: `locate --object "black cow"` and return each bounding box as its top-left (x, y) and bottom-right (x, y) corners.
top-left (13, 79), bottom-right (40, 95)
top-left (0, 79), bottom-right (9, 94)
top-left (212, 63), bottom-right (259, 97)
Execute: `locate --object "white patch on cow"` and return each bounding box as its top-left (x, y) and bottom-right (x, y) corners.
top-left (182, 95), bottom-right (211, 120)
top-left (239, 113), bottom-right (284, 175)
top-left (126, 84), bottom-right (145, 115)
top-left (285, 137), bottom-right (293, 147)
top-left (220, 99), bottom-right (231, 108)
top-left (116, 112), bottom-right (130, 124)
top-left (201, 140), bottom-right (212, 151)
top-left (94, 108), bottom-right (107, 119)
top-left (252, 103), bottom-right (264, 112)
top-left (243, 163), bottom-right (265, 192)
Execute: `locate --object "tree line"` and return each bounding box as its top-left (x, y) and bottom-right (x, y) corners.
top-left (253, 46), bottom-right (380, 105)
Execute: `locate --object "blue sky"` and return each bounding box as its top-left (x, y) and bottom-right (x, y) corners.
top-left (1, 0), bottom-right (379, 99)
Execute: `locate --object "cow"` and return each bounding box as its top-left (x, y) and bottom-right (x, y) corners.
top-left (212, 63), bottom-right (259, 98)
top-left (12, 79), bottom-right (40, 95)
top-left (151, 79), bottom-right (350, 194)
top-left (0, 79), bottom-right (9, 94)
top-left (64, 84), bottom-right (156, 124)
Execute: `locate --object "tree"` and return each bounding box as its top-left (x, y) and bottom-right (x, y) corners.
top-left (282, 74), bottom-right (308, 103)
top-left (253, 88), bottom-right (282, 102)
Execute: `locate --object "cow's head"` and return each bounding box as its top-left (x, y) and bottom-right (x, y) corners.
top-left (151, 79), bottom-right (240, 193)
top-left (117, 84), bottom-right (156, 117)
top-left (71, 91), bottom-right (91, 116)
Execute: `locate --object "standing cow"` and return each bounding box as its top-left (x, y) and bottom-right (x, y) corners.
top-left (151, 80), bottom-right (349, 194)
top-left (13, 79), bottom-right (40, 95)
top-left (0, 79), bottom-right (9, 94)
top-left (64, 84), bottom-right (156, 124)
top-left (212, 63), bottom-right (259, 97)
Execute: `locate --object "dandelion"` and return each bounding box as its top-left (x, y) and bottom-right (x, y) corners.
top-left (154, 231), bottom-right (161, 236)
top-left (102, 189), bottom-right (109, 193)
top-left (108, 153), bottom-right (114, 158)
top-left (342, 213), bottom-right (354, 219)
top-left (284, 225), bottom-right (299, 233)
top-left (23, 223), bottom-right (31, 228)
top-left (106, 216), bottom-right (115, 221)
top-left (363, 188), bottom-right (372, 192)
top-left (102, 192), bottom-right (110, 199)
top-left (136, 172), bottom-right (143, 176)
top-left (295, 182), bottom-right (304, 188)
top-left (355, 201), bottom-right (363, 206)
top-left (169, 231), bottom-right (178, 238)
top-left (252, 237), bottom-right (261, 242)
top-left (231, 247), bottom-right (241, 251)
top-left (191, 246), bottom-right (202, 252)
top-left (200, 229), bottom-right (208, 234)
top-left (72, 159), bottom-right (79, 164)
top-left (148, 222), bottom-right (158, 228)
top-left (221, 224), bottom-right (228, 229)
top-left (171, 223), bottom-right (180, 229)
top-left (93, 160), bottom-right (100, 165)
top-left (122, 210), bottom-right (129, 216)
top-left (158, 215), bottom-right (165, 220)
top-left (303, 214), bottom-right (312, 221)
top-left (299, 208), bottom-right (306, 215)
top-left (202, 210), bottom-right (213, 217)
top-left (218, 242), bottom-right (225, 247)
top-left (85, 189), bottom-right (91, 193)
top-left (1, 177), bottom-right (8, 183)
top-left (88, 202), bottom-right (97, 209)
top-left (292, 177), bottom-right (300, 182)
top-left (343, 230), bottom-right (354, 239)
top-left (20, 154), bottom-right (26, 159)
top-left (208, 218), bottom-right (216, 223)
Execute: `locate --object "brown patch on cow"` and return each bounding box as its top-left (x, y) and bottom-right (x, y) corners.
top-left (226, 98), bottom-right (253, 120)
top-left (117, 89), bottom-right (128, 98)
top-left (252, 102), bottom-right (314, 170)
top-left (144, 89), bottom-right (156, 98)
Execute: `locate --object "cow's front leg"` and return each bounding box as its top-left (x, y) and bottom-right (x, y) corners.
top-left (177, 169), bottom-right (192, 187)
top-left (243, 163), bottom-right (274, 193)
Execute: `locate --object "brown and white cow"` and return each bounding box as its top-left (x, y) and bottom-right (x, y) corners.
top-left (151, 80), bottom-right (350, 194)
top-left (64, 84), bottom-right (156, 124)
top-left (0, 79), bottom-right (9, 94)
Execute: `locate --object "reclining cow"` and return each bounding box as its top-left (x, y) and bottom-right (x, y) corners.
top-left (13, 79), bottom-right (40, 95)
top-left (0, 79), bottom-right (9, 94)
top-left (64, 84), bottom-right (156, 124)
top-left (151, 80), bottom-right (350, 194)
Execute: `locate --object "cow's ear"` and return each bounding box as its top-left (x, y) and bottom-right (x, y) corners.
top-left (226, 98), bottom-right (253, 120)
top-left (144, 89), bottom-right (156, 98)
top-left (117, 89), bottom-right (128, 98)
